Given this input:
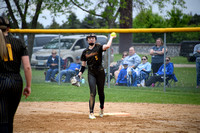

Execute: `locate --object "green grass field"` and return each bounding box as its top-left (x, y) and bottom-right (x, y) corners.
top-left (20, 55), bottom-right (199, 105)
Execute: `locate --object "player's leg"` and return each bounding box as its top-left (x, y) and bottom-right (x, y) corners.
top-left (96, 70), bottom-right (105, 118)
top-left (0, 74), bottom-right (10, 133)
top-left (7, 74), bottom-right (23, 133)
top-left (0, 96), bottom-right (9, 133)
top-left (96, 70), bottom-right (105, 110)
top-left (0, 74), bottom-right (23, 133)
top-left (88, 72), bottom-right (97, 114)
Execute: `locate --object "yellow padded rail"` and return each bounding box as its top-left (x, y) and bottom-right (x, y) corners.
top-left (9, 27), bottom-right (200, 33)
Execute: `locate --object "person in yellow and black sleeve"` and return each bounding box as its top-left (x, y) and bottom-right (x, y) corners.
top-left (0, 16), bottom-right (32, 133)
top-left (78, 33), bottom-right (116, 120)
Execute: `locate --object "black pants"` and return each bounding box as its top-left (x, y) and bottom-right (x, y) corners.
top-left (151, 63), bottom-right (163, 74)
top-left (145, 75), bottom-right (170, 86)
top-left (0, 73), bottom-right (23, 133)
top-left (88, 67), bottom-right (105, 113)
top-left (145, 75), bottom-right (163, 86)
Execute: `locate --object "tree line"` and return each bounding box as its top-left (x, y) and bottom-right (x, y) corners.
top-left (1, 0), bottom-right (199, 57)
top-left (38, 7), bottom-right (200, 43)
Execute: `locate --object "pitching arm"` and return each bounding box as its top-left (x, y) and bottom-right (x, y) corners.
top-left (103, 34), bottom-right (116, 51)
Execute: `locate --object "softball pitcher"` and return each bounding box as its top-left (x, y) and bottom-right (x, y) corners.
top-left (0, 16), bottom-right (32, 132)
top-left (78, 33), bottom-right (116, 119)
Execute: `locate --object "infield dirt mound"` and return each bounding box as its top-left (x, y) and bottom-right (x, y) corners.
top-left (14, 102), bottom-right (200, 132)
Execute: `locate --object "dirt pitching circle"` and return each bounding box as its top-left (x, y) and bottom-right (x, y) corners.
top-left (14, 102), bottom-right (200, 132)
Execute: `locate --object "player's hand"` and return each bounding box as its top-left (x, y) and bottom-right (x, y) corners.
top-left (110, 34), bottom-right (117, 39)
top-left (23, 87), bottom-right (31, 99)
top-left (110, 32), bottom-right (117, 38)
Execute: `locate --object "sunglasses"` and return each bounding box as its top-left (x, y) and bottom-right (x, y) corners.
top-left (123, 55), bottom-right (127, 57)
top-left (52, 53), bottom-right (56, 54)
top-left (166, 60), bottom-right (170, 61)
top-left (142, 59), bottom-right (146, 60)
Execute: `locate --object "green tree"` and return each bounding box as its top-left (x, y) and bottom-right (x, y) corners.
top-left (27, 22), bottom-right (44, 29)
top-left (49, 18), bottom-right (60, 29)
top-left (61, 12), bottom-right (81, 29)
top-left (70, 0), bottom-right (186, 52)
top-left (166, 7), bottom-right (192, 27)
top-left (133, 8), bottom-right (167, 28)
top-left (81, 15), bottom-right (98, 28)
top-left (1, 0), bottom-right (71, 59)
top-left (132, 8), bottom-right (167, 43)
top-left (189, 14), bottom-right (200, 26)
top-left (165, 7), bottom-right (200, 43)
top-left (70, 0), bottom-right (119, 28)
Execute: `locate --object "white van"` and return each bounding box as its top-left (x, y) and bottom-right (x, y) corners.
top-left (24, 34), bottom-right (60, 53)
top-left (31, 34), bottom-right (113, 69)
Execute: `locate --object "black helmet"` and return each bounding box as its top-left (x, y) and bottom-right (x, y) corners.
top-left (0, 16), bottom-right (10, 29)
top-left (86, 33), bottom-right (97, 40)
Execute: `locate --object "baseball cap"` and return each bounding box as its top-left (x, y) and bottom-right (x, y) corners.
top-left (123, 61), bottom-right (128, 65)
top-left (76, 56), bottom-right (80, 60)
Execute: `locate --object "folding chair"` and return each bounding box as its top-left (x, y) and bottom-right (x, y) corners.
top-left (166, 73), bottom-right (178, 87)
top-left (127, 68), bottom-right (137, 87)
top-left (139, 70), bottom-right (151, 82)
top-left (156, 63), bottom-right (178, 87)
top-left (156, 73), bottom-right (178, 87)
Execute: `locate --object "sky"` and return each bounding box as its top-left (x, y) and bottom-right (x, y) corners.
top-left (38, 0), bottom-right (200, 27)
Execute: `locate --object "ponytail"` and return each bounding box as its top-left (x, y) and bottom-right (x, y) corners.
top-left (0, 30), bottom-right (7, 60)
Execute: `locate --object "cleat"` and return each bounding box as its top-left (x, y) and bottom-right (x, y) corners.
top-left (89, 113), bottom-right (96, 119)
top-left (99, 109), bottom-right (104, 118)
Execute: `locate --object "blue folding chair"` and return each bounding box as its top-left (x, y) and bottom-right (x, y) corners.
top-left (127, 68), bottom-right (137, 87)
top-left (156, 63), bottom-right (178, 87)
top-left (139, 70), bottom-right (151, 83)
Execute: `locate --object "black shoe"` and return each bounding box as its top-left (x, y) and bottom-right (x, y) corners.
top-left (51, 78), bottom-right (57, 82)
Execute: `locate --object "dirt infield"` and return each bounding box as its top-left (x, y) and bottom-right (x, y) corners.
top-left (14, 102), bottom-right (200, 133)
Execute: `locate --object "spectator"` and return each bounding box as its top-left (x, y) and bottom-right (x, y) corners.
top-left (108, 51), bottom-right (128, 81)
top-left (134, 56), bottom-right (151, 87)
top-left (114, 46), bottom-right (141, 81)
top-left (115, 61), bottom-right (128, 86)
top-left (150, 38), bottom-right (167, 74)
top-left (45, 50), bottom-right (64, 82)
top-left (145, 57), bottom-right (173, 87)
top-left (193, 42), bottom-right (200, 88)
top-left (53, 56), bottom-right (81, 83)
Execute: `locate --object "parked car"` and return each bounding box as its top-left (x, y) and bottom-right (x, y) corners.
top-left (179, 40), bottom-right (200, 62)
top-left (24, 34), bottom-right (60, 53)
top-left (31, 34), bottom-right (114, 69)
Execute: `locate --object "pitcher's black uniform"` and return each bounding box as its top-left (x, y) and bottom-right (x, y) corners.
top-left (81, 44), bottom-right (105, 113)
top-left (0, 35), bottom-right (28, 132)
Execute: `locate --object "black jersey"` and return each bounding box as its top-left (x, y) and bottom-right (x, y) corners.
top-left (81, 44), bottom-right (104, 69)
top-left (0, 35), bottom-right (28, 73)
